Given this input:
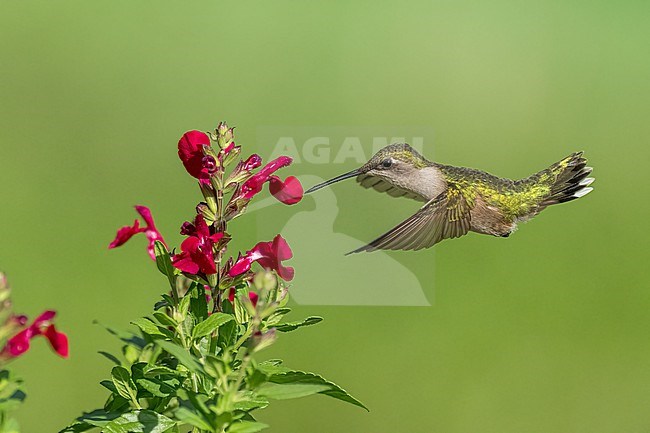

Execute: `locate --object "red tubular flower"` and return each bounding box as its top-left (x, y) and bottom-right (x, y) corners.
top-left (269, 175), bottom-right (303, 205)
top-left (3, 310), bottom-right (69, 358)
top-left (172, 215), bottom-right (223, 275)
top-left (108, 206), bottom-right (166, 260)
top-left (228, 234), bottom-right (294, 281)
top-left (239, 156), bottom-right (293, 200)
top-left (242, 154), bottom-right (262, 171)
top-left (228, 288), bottom-right (259, 307)
top-left (178, 130), bottom-right (211, 178)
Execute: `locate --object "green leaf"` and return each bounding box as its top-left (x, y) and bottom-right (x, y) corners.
top-left (0, 417), bottom-right (20, 433)
top-left (182, 390), bottom-right (211, 415)
top-left (233, 392), bottom-right (269, 411)
top-left (95, 321), bottom-right (146, 349)
top-left (138, 343), bottom-right (163, 364)
top-left (228, 421), bottom-right (269, 433)
top-left (144, 365), bottom-right (183, 378)
top-left (131, 317), bottom-right (167, 338)
top-left (153, 312), bottom-right (178, 328)
top-left (174, 407), bottom-right (213, 431)
top-left (136, 377), bottom-right (179, 398)
top-left (257, 383), bottom-right (331, 400)
top-left (178, 295), bottom-right (191, 320)
top-left (155, 340), bottom-right (203, 374)
top-left (259, 359), bottom-right (283, 367)
top-left (202, 355), bottom-right (226, 380)
top-left (154, 241), bottom-right (176, 281)
top-left (0, 389), bottom-right (25, 412)
top-left (66, 409), bottom-right (122, 428)
top-left (275, 316), bottom-right (323, 332)
top-left (266, 308), bottom-right (291, 325)
top-left (154, 294), bottom-right (174, 311)
top-left (98, 351), bottom-right (122, 365)
top-left (100, 380), bottom-right (117, 394)
top-left (122, 344), bottom-right (141, 364)
top-left (59, 421), bottom-right (94, 433)
top-left (103, 410), bottom-right (176, 433)
top-left (216, 320), bottom-right (239, 350)
top-left (0, 372), bottom-right (25, 414)
top-left (130, 362), bottom-right (148, 381)
top-left (111, 366), bottom-right (139, 405)
top-left (191, 313), bottom-right (234, 340)
top-left (104, 394), bottom-right (130, 413)
top-left (257, 365), bottom-right (368, 410)
top-left (245, 362), bottom-right (269, 389)
top-left (188, 282), bottom-right (209, 321)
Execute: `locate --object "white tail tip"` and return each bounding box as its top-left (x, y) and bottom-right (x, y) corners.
top-left (574, 186), bottom-right (593, 198)
top-left (580, 177), bottom-right (595, 186)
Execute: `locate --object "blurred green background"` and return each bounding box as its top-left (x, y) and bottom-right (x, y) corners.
top-left (1, 1), bottom-right (649, 432)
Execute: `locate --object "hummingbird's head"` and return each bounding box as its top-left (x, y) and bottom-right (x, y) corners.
top-left (305, 143), bottom-right (429, 194)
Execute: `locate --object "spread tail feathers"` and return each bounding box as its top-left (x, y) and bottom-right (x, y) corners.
top-left (539, 152), bottom-right (594, 206)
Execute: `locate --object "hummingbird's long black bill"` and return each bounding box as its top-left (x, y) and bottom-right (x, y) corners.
top-left (305, 169), bottom-right (361, 194)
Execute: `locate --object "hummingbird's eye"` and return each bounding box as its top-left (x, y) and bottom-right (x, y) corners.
top-left (381, 159), bottom-right (393, 168)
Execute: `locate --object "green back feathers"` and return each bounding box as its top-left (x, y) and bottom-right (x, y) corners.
top-left (438, 152), bottom-right (587, 221)
top-left (437, 165), bottom-right (540, 220)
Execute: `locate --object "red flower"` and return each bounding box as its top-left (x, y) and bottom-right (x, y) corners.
top-left (3, 310), bottom-right (68, 358)
top-left (233, 156), bottom-right (302, 204)
top-left (178, 130), bottom-right (211, 178)
top-left (228, 287), bottom-right (259, 307)
top-left (229, 234), bottom-right (294, 281)
top-left (239, 156), bottom-right (293, 200)
top-left (269, 175), bottom-right (303, 205)
top-left (172, 215), bottom-right (223, 275)
top-left (242, 154), bottom-right (262, 171)
top-left (223, 142), bottom-right (235, 154)
top-left (109, 206), bottom-right (166, 260)
top-left (219, 142), bottom-right (236, 160)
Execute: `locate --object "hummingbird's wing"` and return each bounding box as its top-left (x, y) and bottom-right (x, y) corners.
top-left (348, 186), bottom-right (472, 254)
top-left (356, 174), bottom-right (427, 202)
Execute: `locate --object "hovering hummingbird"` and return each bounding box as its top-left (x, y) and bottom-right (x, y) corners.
top-left (305, 144), bottom-right (594, 254)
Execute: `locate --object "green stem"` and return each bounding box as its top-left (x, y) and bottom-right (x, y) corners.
top-left (170, 276), bottom-right (179, 306)
top-left (233, 325), bottom-right (253, 351)
top-left (230, 354), bottom-right (251, 395)
top-left (175, 316), bottom-right (199, 393)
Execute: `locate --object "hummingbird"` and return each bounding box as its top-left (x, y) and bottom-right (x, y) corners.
top-left (305, 143), bottom-right (594, 254)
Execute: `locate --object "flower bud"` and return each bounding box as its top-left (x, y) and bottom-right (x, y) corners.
top-left (253, 271), bottom-right (277, 293)
top-left (202, 155), bottom-right (218, 175)
top-left (275, 286), bottom-right (289, 304)
top-left (224, 170), bottom-right (254, 190)
top-left (243, 154), bottom-right (262, 171)
top-left (200, 183), bottom-right (218, 214)
top-left (216, 122), bottom-right (235, 149)
top-left (180, 221), bottom-right (196, 236)
top-left (196, 202), bottom-right (216, 224)
top-left (223, 198), bottom-right (249, 222)
top-left (249, 329), bottom-right (276, 353)
top-left (221, 145), bottom-right (241, 167)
